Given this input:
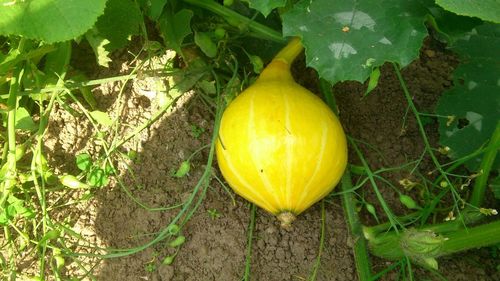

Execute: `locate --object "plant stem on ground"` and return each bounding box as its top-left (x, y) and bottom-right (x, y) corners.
top-left (369, 219), bottom-right (500, 261)
top-left (340, 173), bottom-right (372, 281)
top-left (319, 79), bottom-right (372, 281)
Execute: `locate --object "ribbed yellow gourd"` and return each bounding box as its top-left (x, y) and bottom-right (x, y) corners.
top-left (215, 38), bottom-right (347, 226)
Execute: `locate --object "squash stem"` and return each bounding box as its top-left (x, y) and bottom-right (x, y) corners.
top-left (277, 211), bottom-right (296, 229)
top-left (273, 37), bottom-right (304, 65)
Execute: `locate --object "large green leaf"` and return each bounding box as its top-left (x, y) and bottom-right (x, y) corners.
top-left (95, 0), bottom-right (142, 51)
top-left (244, 0), bottom-right (286, 17)
top-left (436, 24), bottom-right (500, 171)
top-left (436, 0), bottom-right (500, 23)
top-left (426, 5), bottom-right (483, 44)
top-left (0, 0), bottom-right (107, 43)
top-left (282, 0), bottom-right (428, 84)
top-left (140, 0), bottom-right (169, 20)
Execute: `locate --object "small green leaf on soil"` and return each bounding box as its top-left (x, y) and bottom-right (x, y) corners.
top-left (167, 224), bottom-right (180, 235)
top-left (89, 110), bottom-right (113, 127)
top-left (87, 168), bottom-right (109, 187)
top-left (364, 67), bottom-right (380, 97)
top-left (162, 255), bottom-right (175, 265)
top-left (173, 161), bottom-right (190, 178)
top-left (76, 154), bottom-right (92, 171)
top-left (169, 235), bottom-right (186, 248)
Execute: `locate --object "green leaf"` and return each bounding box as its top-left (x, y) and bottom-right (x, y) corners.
top-left (436, 0), bottom-right (500, 23)
top-left (95, 0), bottom-right (142, 51)
top-left (87, 168), bottom-right (109, 187)
top-left (282, 0), bottom-right (428, 84)
top-left (0, 210), bottom-right (8, 226)
top-left (85, 29), bottom-right (112, 67)
top-left (173, 160), bottom-right (190, 178)
top-left (491, 175), bottom-right (500, 200)
top-left (426, 5), bottom-right (483, 44)
top-left (168, 235), bottom-right (186, 247)
top-left (436, 23), bottom-right (500, 171)
top-left (76, 153), bottom-right (92, 171)
top-left (0, 0), bottom-right (107, 43)
top-left (89, 110), bottom-right (113, 126)
top-left (43, 42), bottom-right (72, 81)
top-left (162, 255), bottom-right (175, 265)
top-left (159, 9), bottom-right (193, 55)
top-left (248, 54), bottom-right (264, 74)
top-left (244, 0), bottom-right (287, 17)
top-left (141, 0), bottom-right (168, 20)
top-left (364, 67), bottom-right (380, 97)
top-left (60, 174), bottom-right (90, 189)
top-left (194, 32), bottom-right (217, 58)
top-left (15, 107), bottom-right (37, 132)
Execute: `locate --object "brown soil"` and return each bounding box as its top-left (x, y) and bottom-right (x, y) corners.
top-left (40, 38), bottom-right (499, 281)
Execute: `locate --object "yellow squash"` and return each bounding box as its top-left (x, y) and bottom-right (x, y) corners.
top-left (216, 38), bottom-right (347, 226)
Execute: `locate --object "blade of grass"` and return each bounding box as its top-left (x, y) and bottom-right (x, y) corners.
top-left (242, 203), bottom-right (256, 281)
top-left (308, 200), bottom-right (326, 281)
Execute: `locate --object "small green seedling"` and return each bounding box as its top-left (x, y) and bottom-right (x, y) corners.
top-left (207, 208), bottom-right (221, 220)
top-left (190, 124), bottom-right (205, 139)
top-left (145, 262), bottom-right (156, 273)
top-left (173, 160), bottom-right (190, 178)
top-left (162, 255), bottom-right (176, 265)
top-left (75, 153), bottom-right (114, 187)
